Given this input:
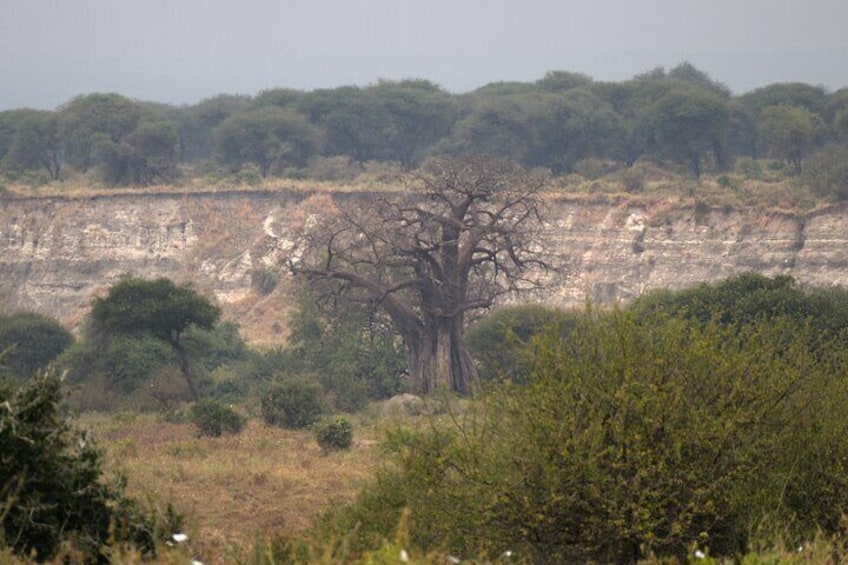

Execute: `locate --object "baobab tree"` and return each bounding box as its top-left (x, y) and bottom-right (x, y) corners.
top-left (291, 156), bottom-right (559, 394)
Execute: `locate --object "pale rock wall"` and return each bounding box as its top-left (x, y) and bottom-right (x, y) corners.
top-left (1, 189), bottom-right (846, 341)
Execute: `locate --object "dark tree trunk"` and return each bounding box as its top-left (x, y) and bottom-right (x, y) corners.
top-left (690, 153), bottom-right (702, 178)
top-left (404, 317), bottom-right (477, 395)
top-left (173, 341), bottom-right (200, 401)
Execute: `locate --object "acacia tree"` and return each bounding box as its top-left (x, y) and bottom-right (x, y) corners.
top-left (3, 110), bottom-right (62, 179)
top-left (89, 277), bottom-right (220, 400)
top-left (758, 104), bottom-right (823, 174)
top-left (648, 84), bottom-right (730, 177)
top-left (291, 157), bottom-right (557, 394)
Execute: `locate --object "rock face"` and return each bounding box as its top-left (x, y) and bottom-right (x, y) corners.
top-left (1, 188), bottom-right (846, 340)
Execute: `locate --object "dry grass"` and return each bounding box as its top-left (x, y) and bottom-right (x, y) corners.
top-left (76, 409), bottom-right (391, 563)
top-left (1, 174), bottom-right (394, 201)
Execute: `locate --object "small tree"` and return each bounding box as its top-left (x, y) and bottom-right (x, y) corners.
top-left (89, 277), bottom-right (221, 401)
top-left (758, 104), bottom-right (823, 174)
top-left (647, 84), bottom-right (730, 177)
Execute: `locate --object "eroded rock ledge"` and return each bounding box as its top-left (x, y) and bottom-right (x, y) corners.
top-left (0, 189), bottom-right (842, 342)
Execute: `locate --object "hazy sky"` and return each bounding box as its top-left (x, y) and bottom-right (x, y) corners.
top-left (2, 0), bottom-right (846, 110)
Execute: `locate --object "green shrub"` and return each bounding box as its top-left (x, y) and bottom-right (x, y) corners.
top-left (284, 294), bottom-right (407, 411)
top-left (189, 399), bottom-right (245, 437)
top-left (0, 311), bottom-right (74, 378)
top-left (466, 304), bottom-right (579, 382)
top-left (803, 143), bottom-right (848, 200)
top-left (261, 376), bottom-right (326, 429)
top-left (734, 157), bottom-right (763, 179)
top-left (317, 308), bottom-right (848, 562)
top-left (315, 417), bottom-right (354, 451)
top-left (251, 268), bottom-right (278, 296)
top-left (0, 371), bottom-right (182, 561)
top-left (717, 174), bottom-right (735, 188)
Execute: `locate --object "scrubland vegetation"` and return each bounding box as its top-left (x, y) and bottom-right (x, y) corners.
top-left (5, 273), bottom-right (848, 562)
top-left (4, 65), bottom-right (848, 562)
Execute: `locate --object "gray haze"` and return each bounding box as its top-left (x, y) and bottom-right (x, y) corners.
top-left (2, 0), bottom-right (846, 110)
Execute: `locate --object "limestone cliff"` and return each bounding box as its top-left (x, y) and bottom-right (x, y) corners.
top-left (1, 188), bottom-right (844, 343)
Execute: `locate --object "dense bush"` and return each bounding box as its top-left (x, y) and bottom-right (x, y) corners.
top-left (260, 376), bottom-right (326, 429)
top-left (315, 417), bottom-right (354, 451)
top-left (803, 143), bottom-right (848, 200)
top-left (317, 304), bottom-right (848, 562)
top-left (0, 371), bottom-right (182, 561)
top-left (189, 399), bottom-right (246, 437)
top-left (0, 311), bottom-right (74, 378)
top-left (283, 294), bottom-right (407, 412)
top-left (632, 272), bottom-right (848, 341)
top-left (466, 303), bottom-right (580, 382)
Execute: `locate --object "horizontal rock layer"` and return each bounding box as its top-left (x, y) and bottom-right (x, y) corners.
top-left (1, 189), bottom-right (843, 339)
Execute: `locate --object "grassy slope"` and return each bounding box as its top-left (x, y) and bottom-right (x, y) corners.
top-left (77, 409), bottom-right (391, 561)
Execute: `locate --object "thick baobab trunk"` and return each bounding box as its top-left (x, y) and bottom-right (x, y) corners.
top-left (404, 317), bottom-right (477, 395)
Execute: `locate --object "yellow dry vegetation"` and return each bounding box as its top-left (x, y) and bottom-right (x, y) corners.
top-left (76, 410), bottom-right (386, 562)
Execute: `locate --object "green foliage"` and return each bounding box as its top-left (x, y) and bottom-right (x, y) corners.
top-left (6, 67), bottom-right (848, 196)
top-left (58, 93), bottom-right (142, 172)
top-left (175, 94), bottom-right (251, 162)
top-left (315, 417), bottom-right (354, 451)
top-left (98, 334), bottom-right (174, 392)
top-left (317, 284), bottom-right (848, 562)
top-left (631, 272), bottom-right (848, 337)
top-left (739, 82), bottom-right (829, 117)
top-left (284, 294), bottom-right (407, 412)
top-left (0, 311), bottom-right (74, 378)
top-left (90, 277), bottom-right (220, 345)
top-left (189, 399), bottom-right (245, 437)
top-left (214, 106), bottom-right (321, 176)
top-left (0, 371), bottom-right (182, 561)
top-left (435, 95), bottom-right (539, 164)
top-left (184, 321), bottom-right (250, 373)
top-left (260, 376), bottom-right (326, 429)
top-left (758, 104), bottom-right (824, 174)
top-left (646, 84), bottom-right (730, 176)
top-left (88, 277), bottom-right (221, 400)
top-left (1, 110), bottom-right (62, 179)
top-left (298, 80), bottom-right (455, 167)
top-left (96, 120), bottom-right (179, 185)
top-left (803, 143), bottom-right (848, 200)
top-left (466, 304), bottom-right (579, 382)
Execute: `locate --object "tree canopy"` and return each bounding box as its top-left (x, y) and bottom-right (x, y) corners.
top-left (89, 277), bottom-right (220, 400)
top-left (3, 63), bottom-right (848, 188)
top-left (0, 312), bottom-right (73, 378)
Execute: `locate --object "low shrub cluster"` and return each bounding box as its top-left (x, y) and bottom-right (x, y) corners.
top-left (261, 376), bottom-right (326, 429)
top-left (315, 417), bottom-right (354, 451)
top-left (189, 398), bottom-right (245, 437)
